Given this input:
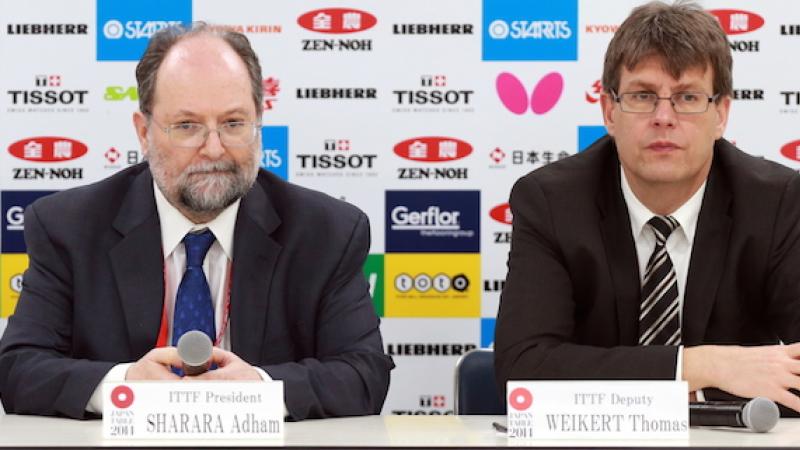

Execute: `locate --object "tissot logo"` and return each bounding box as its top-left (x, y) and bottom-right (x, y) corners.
top-left (295, 138), bottom-right (378, 176)
top-left (298, 8), bottom-right (377, 33)
top-left (780, 140), bottom-right (800, 162)
top-left (393, 74), bottom-right (474, 110)
top-left (391, 395), bottom-right (453, 415)
top-left (385, 343), bottom-right (477, 356)
top-left (708, 9), bottom-right (764, 35)
top-left (296, 88), bottom-right (376, 99)
top-left (6, 24), bottom-right (88, 35)
top-left (393, 23), bottom-right (473, 35)
top-left (489, 203), bottom-right (513, 224)
top-left (8, 137), bottom-right (88, 162)
top-left (781, 91), bottom-right (800, 105)
top-left (7, 75), bottom-right (89, 112)
top-left (394, 137), bottom-right (472, 163)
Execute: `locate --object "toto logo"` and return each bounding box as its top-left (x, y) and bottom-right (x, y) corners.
top-left (394, 137), bottom-right (472, 162)
top-left (489, 203), bottom-right (513, 225)
top-left (110, 385), bottom-right (134, 409)
top-left (707, 9), bottom-right (764, 35)
top-left (508, 387), bottom-right (533, 411)
top-left (780, 140), bottom-right (800, 162)
top-left (8, 137), bottom-right (88, 162)
top-left (496, 72), bottom-right (564, 115)
top-left (297, 8), bottom-right (377, 33)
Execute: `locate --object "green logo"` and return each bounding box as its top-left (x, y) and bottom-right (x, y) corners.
top-left (363, 254), bottom-right (384, 316)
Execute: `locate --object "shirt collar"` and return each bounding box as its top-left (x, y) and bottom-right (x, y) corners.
top-left (153, 181), bottom-right (240, 260)
top-left (620, 167), bottom-right (706, 243)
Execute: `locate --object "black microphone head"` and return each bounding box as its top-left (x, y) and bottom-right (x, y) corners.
top-left (742, 397), bottom-right (779, 433)
top-left (176, 330), bottom-right (213, 366)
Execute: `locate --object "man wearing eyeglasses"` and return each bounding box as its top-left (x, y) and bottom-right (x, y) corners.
top-left (496, 1), bottom-right (800, 414)
top-left (0, 23), bottom-right (393, 420)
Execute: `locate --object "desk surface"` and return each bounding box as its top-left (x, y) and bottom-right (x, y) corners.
top-left (0, 415), bottom-right (799, 448)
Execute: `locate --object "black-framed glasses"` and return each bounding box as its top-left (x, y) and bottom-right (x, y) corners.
top-left (611, 90), bottom-right (720, 114)
top-left (151, 120), bottom-right (261, 148)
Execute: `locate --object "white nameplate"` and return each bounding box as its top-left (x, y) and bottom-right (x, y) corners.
top-left (506, 381), bottom-right (688, 440)
top-left (103, 381), bottom-right (283, 440)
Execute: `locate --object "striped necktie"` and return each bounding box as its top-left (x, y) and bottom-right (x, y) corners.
top-left (638, 216), bottom-right (681, 346)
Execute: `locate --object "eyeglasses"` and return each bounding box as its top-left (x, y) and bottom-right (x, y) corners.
top-left (151, 120), bottom-right (261, 148)
top-left (611, 90), bottom-right (720, 114)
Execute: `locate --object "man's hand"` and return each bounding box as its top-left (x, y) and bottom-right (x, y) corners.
top-left (683, 343), bottom-right (800, 413)
top-left (190, 348), bottom-right (262, 381)
top-left (126, 348), bottom-right (182, 380)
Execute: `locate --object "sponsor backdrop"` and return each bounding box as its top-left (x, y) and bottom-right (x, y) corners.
top-left (1, 0), bottom-right (798, 415)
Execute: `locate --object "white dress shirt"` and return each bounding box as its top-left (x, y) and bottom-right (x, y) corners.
top-left (86, 183), bottom-right (270, 414)
top-left (620, 168), bottom-right (705, 393)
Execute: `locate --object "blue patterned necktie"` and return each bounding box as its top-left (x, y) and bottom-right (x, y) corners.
top-left (172, 229), bottom-right (216, 348)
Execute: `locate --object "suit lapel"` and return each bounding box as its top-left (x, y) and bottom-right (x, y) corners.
top-left (109, 168), bottom-right (165, 359)
top-left (229, 177), bottom-right (282, 364)
top-left (596, 141), bottom-right (642, 345)
top-left (682, 149), bottom-right (732, 344)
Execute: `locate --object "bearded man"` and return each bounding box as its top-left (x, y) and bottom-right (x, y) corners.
top-left (0, 23), bottom-right (393, 420)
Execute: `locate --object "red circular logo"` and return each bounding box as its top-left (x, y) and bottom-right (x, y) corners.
top-left (110, 385), bottom-right (134, 409)
top-left (509, 387), bottom-right (533, 411)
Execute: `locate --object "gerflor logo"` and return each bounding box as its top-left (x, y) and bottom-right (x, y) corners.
top-left (496, 72), bottom-right (563, 115)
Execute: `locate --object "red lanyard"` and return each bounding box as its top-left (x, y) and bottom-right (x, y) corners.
top-left (155, 260), bottom-right (233, 348)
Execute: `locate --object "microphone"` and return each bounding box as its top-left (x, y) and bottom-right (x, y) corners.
top-left (689, 397), bottom-right (779, 432)
top-left (176, 330), bottom-right (213, 376)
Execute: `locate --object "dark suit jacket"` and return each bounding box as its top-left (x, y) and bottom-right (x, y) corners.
top-left (0, 163), bottom-right (393, 420)
top-left (496, 137), bottom-right (800, 405)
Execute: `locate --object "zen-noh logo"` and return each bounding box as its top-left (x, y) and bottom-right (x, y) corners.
top-left (297, 8), bottom-right (377, 33)
top-left (708, 9), bottom-right (764, 35)
top-left (489, 203), bottom-right (513, 225)
top-left (393, 137), bottom-right (472, 162)
top-left (8, 137), bottom-right (88, 162)
top-left (780, 140), bottom-right (800, 162)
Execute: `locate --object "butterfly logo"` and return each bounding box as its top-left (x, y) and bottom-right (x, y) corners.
top-left (496, 72), bottom-right (564, 115)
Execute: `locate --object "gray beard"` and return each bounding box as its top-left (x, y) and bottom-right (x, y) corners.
top-left (148, 144), bottom-right (260, 217)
